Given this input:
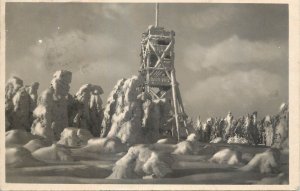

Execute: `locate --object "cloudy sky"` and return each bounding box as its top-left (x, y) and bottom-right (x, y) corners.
top-left (5, 3), bottom-right (288, 119)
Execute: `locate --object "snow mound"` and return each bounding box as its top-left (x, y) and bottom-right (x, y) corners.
top-left (186, 133), bottom-right (198, 142)
top-left (58, 127), bottom-right (93, 147)
top-left (210, 137), bottom-right (224, 143)
top-left (6, 147), bottom-right (44, 168)
top-left (172, 141), bottom-right (195, 155)
top-left (156, 138), bottom-right (177, 144)
top-left (142, 151), bottom-right (173, 178)
top-left (240, 148), bottom-right (281, 174)
top-left (23, 139), bottom-right (52, 152)
top-left (32, 144), bottom-right (75, 162)
top-left (79, 137), bottom-right (127, 153)
top-left (107, 144), bottom-right (173, 179)
top-left (172, 134), bottom-right (201, 155)
top-left (6, 129), bottom-right (40, 147)
top-left (209, 148), bottom-right (242, 165)
top-left (227, 135), bottom-right (249, 144)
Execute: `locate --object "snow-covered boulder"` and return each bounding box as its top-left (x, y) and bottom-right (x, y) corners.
top-left (107, 145), bottom-right (173, 179)
top-left (209, 148), bottom-right (242, 165)
top-left (172, 141), bottom-right (195, 155)
top-left (240, 148), bottom-right (281, 174)
top-left (172, 134), bottom-right (201, 155)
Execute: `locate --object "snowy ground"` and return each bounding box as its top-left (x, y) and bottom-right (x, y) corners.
top-left (6, 143), bottom-right (288, 184)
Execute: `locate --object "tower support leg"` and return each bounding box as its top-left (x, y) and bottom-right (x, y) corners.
top-left (171, 70), bottom-right (180, 142)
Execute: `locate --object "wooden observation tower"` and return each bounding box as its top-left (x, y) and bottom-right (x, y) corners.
top-left (139, 4), bottom-right (188, 141)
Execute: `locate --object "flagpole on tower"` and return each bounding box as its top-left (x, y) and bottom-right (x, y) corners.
top-left (155, 3), bottom-right (159, 27)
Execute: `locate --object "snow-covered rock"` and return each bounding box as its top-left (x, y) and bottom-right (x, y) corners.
top-left (209, 148), bottom-right (242, 165)
top-left (107, 144), bottom-right (173, 179)
top-left (172, 133), bottom-right (201, 155)
top-left (240, 148), bottom-right (281, 174)
top-left (172, 141), bottom-right (195, 155)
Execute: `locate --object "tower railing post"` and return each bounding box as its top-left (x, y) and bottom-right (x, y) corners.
top-left (155, 3), bottom-right (159, 27)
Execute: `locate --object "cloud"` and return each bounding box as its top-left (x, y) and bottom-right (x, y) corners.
top-left (7, 30), bottom-right (134, 95)
top-left (183, 69), bottom-right (287, 119)
top-left (101, 4), bottom-right (131, 20)
top-left (184, 35), bottom-right (284, 74)
top-left (184, 6), bottom-right (238, 30)
top-left (28, 30), bottom-right (119, 72)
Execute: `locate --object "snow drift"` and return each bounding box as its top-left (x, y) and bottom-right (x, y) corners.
top-left (32, 144), bottom-right (75, 162)
top-left (6, 129), bottom-right (40, 147)
top-left (6, 147), bottom-right (45, 168)
top-left (256, 173), bottom-right (288, 184)
top-left (23, 139), bottom-right (52, 152)
top-left (78, 137), bottom-right (128, 153)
